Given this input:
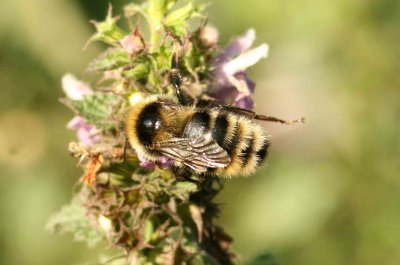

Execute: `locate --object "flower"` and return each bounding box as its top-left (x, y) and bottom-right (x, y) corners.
top-left (138, 154), bottom-right (174, 170)
top-left (62, 74), bottom-right (93, 100)
top-left (138, 155), bottom-right (155, 170)
top-left (160, 156), bottom-right (174, 168)
top-left (209, 29), bottom-right (269, 109)
top-left (67, 116), bottom-right (101, 145)
top-left (62, 74), bottom-right (100, 145)
top-left (120, 26), bottom-right (145, 55)
top-left (214, 71), bottom-right (256, 109)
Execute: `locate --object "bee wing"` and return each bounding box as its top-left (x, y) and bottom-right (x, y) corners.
top-left (155, 133), bottom-right (231, 172)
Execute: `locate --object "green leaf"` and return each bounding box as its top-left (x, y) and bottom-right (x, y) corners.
top-left (156, 46), bottom-right (173, 73)
top-left (62, 93), bottom-right (119, 129)
top-left (102, 160), bottom-right (141, 183)
top-left (164, 2), bottom-right (207, 36)
top-left (165, 2), bottom-right (193, 25)
top-left (46, 200), bottom-right (103, 247)
top-left (144, 220), bottom-right (154, 243)
top-left (170, 181), bottom-right (198, 201)
top-left (124, 3), bottom-right (148, 19)
top-left (124, 63), bottom-right (150, 80)
top-left (88, 48), bottom-right (131, 72)
top-left (166, 0), bottom-right (178, 11)
top-left (86, 5), bottom-right (125, 47)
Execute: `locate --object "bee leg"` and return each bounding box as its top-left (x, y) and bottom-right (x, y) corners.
top-left (253, 114), bottom-right (306, 124)
top-left (173, 166), bottom-right (194, 182)
top-left (196, 99), bottom-right (219, 108)
top-left (123, 138), bottom-right (129, 162)
top-left (170, 52), bottom-right (190, 106)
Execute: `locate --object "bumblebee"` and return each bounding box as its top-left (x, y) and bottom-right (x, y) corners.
top-left (125, 54), bottom-right (303, 177)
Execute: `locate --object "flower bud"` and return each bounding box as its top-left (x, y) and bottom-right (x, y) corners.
top-left (120, 27), bottom-right (145, 55)
top-left (128, 92), bottom-right (144, 106)
top-left (98, 215), bottom-right (112, 233)
top-left (199, 25), bottom-right (219, 48)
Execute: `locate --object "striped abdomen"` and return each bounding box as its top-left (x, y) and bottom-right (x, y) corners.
top-left (182, 108), bottom-right (270, 177)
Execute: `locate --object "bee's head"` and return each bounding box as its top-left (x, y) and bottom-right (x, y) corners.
top-left (137, 102), bottom-right (164, 146)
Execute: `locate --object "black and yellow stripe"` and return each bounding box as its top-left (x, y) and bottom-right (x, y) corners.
top-left (125, 95), bottom-right (180, 161)
top-left (125, 95), bottom-right (270, 177)
top-left (182, 108), bottom-right (270, 177)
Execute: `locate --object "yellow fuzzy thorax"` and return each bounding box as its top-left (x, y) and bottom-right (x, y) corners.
top-left (124, 95), bottom-right (193, 161)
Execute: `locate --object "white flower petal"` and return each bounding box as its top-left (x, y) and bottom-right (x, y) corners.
top-left (225, 29), bottom-right (256, 57)
top-left (223, 43), bottom-right (269, 75)
top-left (215, 29), bottom-right (256, 64)
top-left (227, 75), bottom-right (251, 95)
top-left (62, 74), bottom-right (93, 100)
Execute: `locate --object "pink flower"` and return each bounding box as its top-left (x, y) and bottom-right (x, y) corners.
top-left (139, 158), bottom-right (155, 170)
top-left (138, 155), bottom-right (174, 170)
top-left (209, 29), bottom-right (269, 109)
top-left (62, 74), bottom-right (93, 100)
top-left (120, 27), bottom-right (145, 55)
top-left (159, 156), bottom-right (174, 168)
top-left (67, 116), bottom-right (101, 145)
top-left (62, 75), bottom-right (99, 145)
top-left (214, 71), bottom-right (256, 109)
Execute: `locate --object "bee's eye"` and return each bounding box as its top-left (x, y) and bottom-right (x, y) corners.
top-left (142, 116), bottom-right (162, 131)
top-left (137, 103), bottom-right (163, 145)
top-left (138, 113), bottom-right (162, 144)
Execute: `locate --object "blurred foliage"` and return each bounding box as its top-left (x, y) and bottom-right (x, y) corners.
top-left (0, 0), bottom-right (399, 265)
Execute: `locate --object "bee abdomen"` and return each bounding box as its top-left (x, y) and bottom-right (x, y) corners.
top-left (212, 115), bottom-right (229, 147)
top-left (255, 138), bottom-right (270, 165)
top-left (239, 128), bottom-right (270, 174)
top-left (183, 110), bottom-right (211, 138)
top-left (182, 108), bottom-right (269, 177)
top-left (212, 114), bottom-right (270, 177)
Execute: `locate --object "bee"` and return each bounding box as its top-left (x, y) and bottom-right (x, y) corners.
top-left (124, 54), bottom-right (304, 177)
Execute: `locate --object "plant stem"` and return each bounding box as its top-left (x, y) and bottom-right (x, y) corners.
top-left (148, 0), bottom-right (165, 52)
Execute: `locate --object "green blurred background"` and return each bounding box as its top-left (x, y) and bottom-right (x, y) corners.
top-left (1, 0), bottom-right (399, 264)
